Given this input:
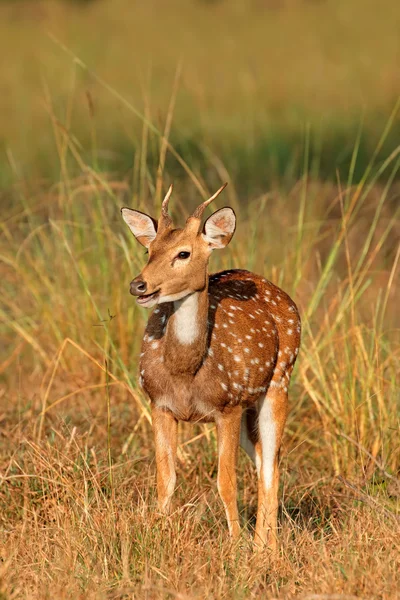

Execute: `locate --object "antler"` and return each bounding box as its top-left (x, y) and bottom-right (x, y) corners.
top-left (190, 183), bottom-right (228, 220)
top-left (158, 184), bottom-right (173, 230)
top-left (158, 182), bottom-right (228, 233)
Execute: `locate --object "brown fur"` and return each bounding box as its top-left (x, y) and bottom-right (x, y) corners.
top-left (140, 271), bottom-right (300, 422)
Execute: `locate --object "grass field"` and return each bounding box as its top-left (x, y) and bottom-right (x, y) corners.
top-left (1, 0), bottom-right (400, 185)
top-left (1, 1), bottom-right (400, 598)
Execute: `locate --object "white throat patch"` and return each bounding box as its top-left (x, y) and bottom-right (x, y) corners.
top-left (173, 292), bottom-right (199, 345)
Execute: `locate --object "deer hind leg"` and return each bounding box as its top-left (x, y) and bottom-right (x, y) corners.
top-left (216, 406), bottom-right (242, 539)
top-left (240, 406), bottom-right (262, 475)
top-left (152, 405), bottom-right (178, 514)
top-left (254, 386), bottom-right (288, 552)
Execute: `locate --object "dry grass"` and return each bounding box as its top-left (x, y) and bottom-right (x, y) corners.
top-left (0, 408), bottom-right (399, 599)
top-left (1, 149), bottom-right (400, 597)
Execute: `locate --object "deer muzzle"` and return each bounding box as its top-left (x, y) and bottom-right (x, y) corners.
top-left (130, 277), bottom-right (147, 296)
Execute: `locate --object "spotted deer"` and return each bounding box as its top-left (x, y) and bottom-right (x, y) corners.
top-left (121, 184), bottom-right (301, 550)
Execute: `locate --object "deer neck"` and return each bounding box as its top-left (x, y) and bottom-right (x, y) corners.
top-left (163, 285), bottom-right (209, 376)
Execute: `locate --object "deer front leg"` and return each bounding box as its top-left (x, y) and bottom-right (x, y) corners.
top-left (152, 406), bottom-right (178, 514)
top-left (216, 406), bottom-right (242, 539)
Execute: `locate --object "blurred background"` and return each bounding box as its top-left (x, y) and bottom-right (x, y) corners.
top-left (1, 0), bottom-right (400, 186)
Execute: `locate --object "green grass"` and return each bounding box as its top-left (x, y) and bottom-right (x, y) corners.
top-left (1, 0), bottom-right (400, 184)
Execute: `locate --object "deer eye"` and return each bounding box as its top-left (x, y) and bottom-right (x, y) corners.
top-left (177, 251), bottom-right (190, 260)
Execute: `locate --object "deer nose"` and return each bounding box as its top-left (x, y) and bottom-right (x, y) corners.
top-left (130, 278), bottom-right (147, 296)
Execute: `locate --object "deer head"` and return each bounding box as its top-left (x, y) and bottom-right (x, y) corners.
top-left (121, 183), bottom-right (236, 308)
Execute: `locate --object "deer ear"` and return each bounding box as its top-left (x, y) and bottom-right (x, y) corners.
top-left (202, 207), bottom-right (236, 250)
top-left (121, 208), bottom-right (158, 248)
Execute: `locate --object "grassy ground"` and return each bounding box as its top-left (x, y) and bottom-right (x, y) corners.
top-left (1, 1), bottom-right (400, 598)
top-left (1, 121), bottom-right (400, 597)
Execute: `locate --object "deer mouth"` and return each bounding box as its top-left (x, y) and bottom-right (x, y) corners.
top-left (136, 289), bottom-right (160, 306)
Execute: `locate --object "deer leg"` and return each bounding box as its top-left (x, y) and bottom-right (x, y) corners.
top-left (240, 406), bottom-right (262, 475)
top-left (216, 406), bottom-right (242, 539)
top-left (152, 406), bottom-right (178, 514)
top-left (255, 388), bottom-right (288, 552)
